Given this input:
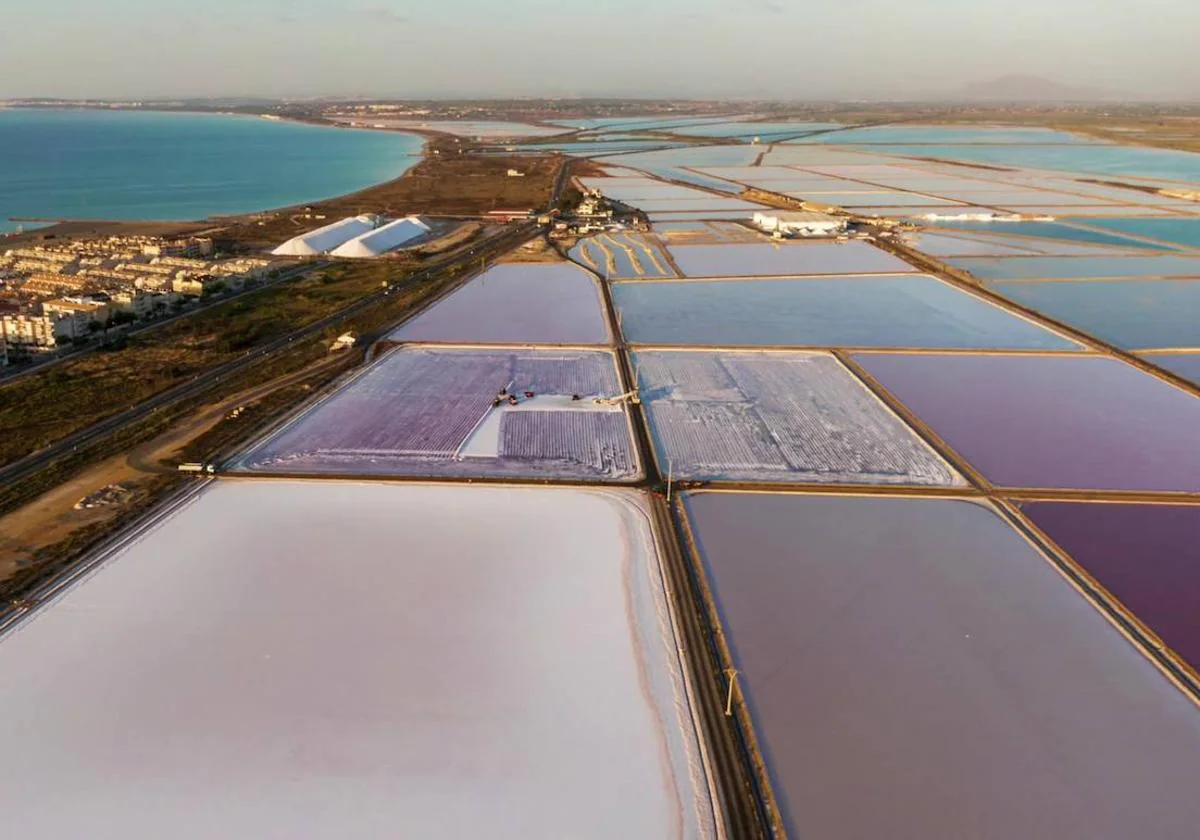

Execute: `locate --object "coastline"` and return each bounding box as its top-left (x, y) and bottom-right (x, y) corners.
top-left (0, 109), bottom-right (429, 246)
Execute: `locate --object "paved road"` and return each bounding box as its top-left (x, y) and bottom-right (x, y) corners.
top-left (0, 224), bottom-right (536, 490)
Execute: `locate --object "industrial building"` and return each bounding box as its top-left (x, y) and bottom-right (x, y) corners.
top-left (329, 216), bottom-right (431, 258)
top-left (271, 215), bottom-right (381, 257)
top-left (753, 210), bottom-right (848, 238)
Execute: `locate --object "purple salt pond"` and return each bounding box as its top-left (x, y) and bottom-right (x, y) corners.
top-left (683, 491), bottom-right (1200, 840)
top-left (1022, 500), bottom-right (1200, 673)
top-left (855, 353), bottom-right (1200, 491)
top-left (234, 346), bottom-right (639, 481)
top-left (389, 262), bottom-right (610, 345)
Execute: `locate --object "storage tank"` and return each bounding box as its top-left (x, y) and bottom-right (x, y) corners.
top-left (272, 215), bottom-right (380, 256)
top-left (330, 217), bottom-right (432, 259)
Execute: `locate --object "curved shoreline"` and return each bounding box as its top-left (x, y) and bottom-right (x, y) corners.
top-left (0, 110), bottom-right (428, 242)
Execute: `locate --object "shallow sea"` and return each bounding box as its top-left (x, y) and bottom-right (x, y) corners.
top-left (0, 109), bottom-right (424, 232)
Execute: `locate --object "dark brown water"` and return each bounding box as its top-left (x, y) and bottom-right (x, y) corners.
top-left (856, 353), bottom-right (1200, 491)
top-left (1023, 500), bottom-right (1200, 671)
top-left (684, 491), bottom-right (1200, 839)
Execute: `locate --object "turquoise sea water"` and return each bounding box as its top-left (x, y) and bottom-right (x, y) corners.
top-left (0, 109), bottom-right (424, 232)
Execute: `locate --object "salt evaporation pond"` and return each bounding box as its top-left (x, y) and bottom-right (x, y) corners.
top-left (1083, 218), bottom-right (1200, 250)
top-left (570, 233), bottom-right (677, 280)
top-left (993, 280), bottom-right (1200, 350)
top-left (389, 263), bottom-right (609, 345)
top-left (547, 115), bottom-right (740, 132)
top-left (666, 241), bottom-right (915, 277)
top-left (907, 233), bottom-right (1050, 257)
top-left (928, 219), bottom-right (1176, 250)
top-left (0, 480), bottom-right (716, 839)
top-left (633, 351), bottom-right (963, 486)
top-left (647, 211), bottom-right (756, 223)
top-left (681, 491), bottom-right (1200, 840)
top-left (856, 353), bottom-right (1200, 491)
top-left (951, 255), bottom-right (1200, 281)
top-left (861, 142), bottom-right (1200, 182)
top-left (798, 193), bottom-right (962, 208)
top-left (1022, 500), bottom-right (1200, 673)
top-left (929, 189), bottom-right (1131, 207)
top-left (663, 121), bottom-right (838, 140)
top-left (235, 347), bottom-right (640, 481)
top-left (1144, 352), bottom-right (1200, 385)
top-left (800, 125), bottom-right (1096, 145)
top-left (1012, 204), bottom-right (1187, 217)
top-left (612, 275), bottom-right (1079, 350)
top-left (913, 232), bottom-right (1165, 257)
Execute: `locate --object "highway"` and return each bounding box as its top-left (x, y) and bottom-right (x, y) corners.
top-left (0, 222), bottom-right (537, 491)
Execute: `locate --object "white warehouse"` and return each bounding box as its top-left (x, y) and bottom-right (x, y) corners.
top-left (272, 215), bottom-right (381, 257)
top-left (330, 216), bottom-right (432, 259)
top-left (753, 211), bottom-right (847, 238)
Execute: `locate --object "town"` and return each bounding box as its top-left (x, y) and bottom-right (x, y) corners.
top-left (0, 235), bottom-right (276, 361)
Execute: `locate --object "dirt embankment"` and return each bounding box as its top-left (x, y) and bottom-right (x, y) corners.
top-left (0, 353), bottom-right (349, 587)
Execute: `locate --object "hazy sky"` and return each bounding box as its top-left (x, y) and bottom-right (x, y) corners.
top-left (4, 0), bottom-right (1199, 100)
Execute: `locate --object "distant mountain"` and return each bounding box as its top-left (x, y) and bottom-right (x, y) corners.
top-left (952, 75), bottom-right (1121, 102)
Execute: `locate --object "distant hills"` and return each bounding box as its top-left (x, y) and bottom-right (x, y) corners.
top-left (951, 75), bottom-right (1122, 102)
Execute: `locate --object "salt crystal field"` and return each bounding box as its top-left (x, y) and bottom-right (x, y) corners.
top-left (612, 276), bottom-right (1080, 350)
top-left (0, 481), bottom-right (717, 838)
top-left (857, 353), bottom-right (1200, 492)
top-left (633, 351), bottom-right (963, 486)
top-left (388, 263), bottom-right (610, 345)
top-left (10, 117), bottom-right (1200, 838)
top-left (1020, 500), bottom-right (1200, 673)
top-left (234, 347), bottom-right (640, 481)
top-left (681, 492), bottom-right (1200, 840)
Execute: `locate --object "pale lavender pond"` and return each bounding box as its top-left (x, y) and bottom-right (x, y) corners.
top-left (666, 241), bottom-right (916, 277)
top-left (235, 347), bottom-right (639, 481)
top-left (390, 263), bottom-right (609, 345)
top-left (683, 490), bottom-right (1200, 840)
top-left (856, 353), bottom-right (1200, 491)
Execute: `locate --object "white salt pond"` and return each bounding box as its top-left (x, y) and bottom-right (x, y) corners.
top-left (0, 480), bottom-right (718, 840)
top-left (634, 350), bottom-right (965, 486)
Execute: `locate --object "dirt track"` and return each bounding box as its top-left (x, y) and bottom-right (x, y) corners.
top-left (0, 354), bottom-right (345, 580)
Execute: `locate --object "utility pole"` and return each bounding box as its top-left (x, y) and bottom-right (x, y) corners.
top-left (724, 668), bottom-right (740, 717)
